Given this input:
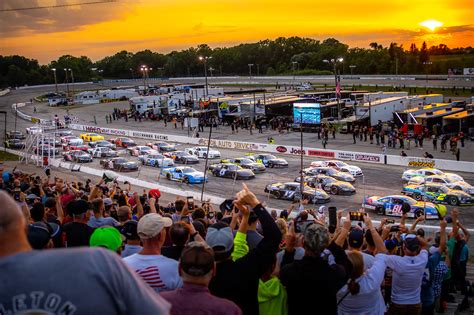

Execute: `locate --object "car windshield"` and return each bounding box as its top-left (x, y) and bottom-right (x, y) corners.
top-left (182, 168), bottom-right (195, 174)
top-left (228, 165), bottom-right (239, 171)
top-left (334, 161), bottom-right (348, 167)
top-left (90, 133), bottom-right (99, 136)
top-left (239, 158), bottom-right (253, 164)
top-left (115, 158), bottom-right (126, 163)
top-left (263, 155), bottom-right (276, 159)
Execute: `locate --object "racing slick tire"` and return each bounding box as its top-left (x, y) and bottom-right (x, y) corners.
top-left (183, 177), bottom-right (189, 184)
top-left (415, 209), bottom-right (424, 218)
top-left (375, 206), bottom-right (385, 215)
top-left (166, 173), bottom-right (171, 180)
top-left (330, 186), bottom-right (339, 195)
top-left (413, 193), bottom-right (423, 201)
top-left (448, 196), bottom-right (459, 206)
top-left (273, 191), bottom-right (282, 199)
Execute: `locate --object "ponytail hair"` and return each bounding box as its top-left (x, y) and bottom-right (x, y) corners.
top-left (346, 251), bottom-right (364, 295)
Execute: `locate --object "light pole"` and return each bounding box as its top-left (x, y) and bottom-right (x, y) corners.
top-left (199, 56), bottom-right (211, 97)
top-left (129, 68), bottom-right (134, 79)
top-left (423, 61), bottom-right (432, 83)
top-left (248, 64), bottom-right (254, 79)
top-left (140, 65), bottom-right (148, 93)
top-left (256, 64), bottom-right (260, 76)
top-left (52, 68), bottom-right (58, 94)
top-left (68, 69), bottom-right (74, 97)
top-left (292, 61), bottom-right (298, 88)
top-left (323, 58), bottom-right (344, 121)
top-left (349, 65), bottom-right (356, 80)
top-left (64, 68), bottom-right (70, 98)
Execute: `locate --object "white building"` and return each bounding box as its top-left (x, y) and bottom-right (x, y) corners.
top-left (74, 89), bottom-right (138, 104)
top-left (363, 91), bottom-right (408, 103)
top-left (356, 96), bottom-right (409, 125)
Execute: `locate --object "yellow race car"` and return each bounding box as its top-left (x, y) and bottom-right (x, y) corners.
top-left (80, 133), bottom-right (104, 142)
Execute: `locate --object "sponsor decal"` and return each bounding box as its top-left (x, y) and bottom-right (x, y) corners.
top-left (276, 146), bottom-right (287, 153)
top-left (289, 148), bottom-right (305, 155)
top-left (198, 139), bottom-right (259, 151)
top-left (337, 152), bottom-right (354, 160)
top-left (85, 126), bottom-right (127, 136)
top-left (408, 159), bottom-right (435, 168)
top-left (355, 154), bottom-right (381, 163)
top-left (308, 150), bottom-right (335, 158)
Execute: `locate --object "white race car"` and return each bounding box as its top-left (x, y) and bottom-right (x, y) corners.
top-left (26, 126), bottom-right (42, 134)
top-left (129, 145), bottom-right (157, 157)
top-left (185, 146), bottom-right (221, 159)
top-left (408, 175), bottom-right (473, 196)
top-left (401, 168), bottom-right (444, 181)
top-left (310, 160), bottom-right (363, 177)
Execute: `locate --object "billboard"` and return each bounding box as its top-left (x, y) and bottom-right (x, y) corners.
top-left (464, 68), bottom-right (474, 75)
top-left (293, 103), bottom-right (321, 125)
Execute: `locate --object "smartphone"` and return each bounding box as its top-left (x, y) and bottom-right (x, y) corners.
top-left (390, 225), bottom-right (400, 232)
top-left (187, 196), bottom-right (194, 211)
top-left (349, 211), bottom-right (366, 222)
top-left (386, 219), bottom-right (395, 224)
top-left (208, 212), bottom-right (215, 219)
top-left (444, 215), bottom-right (453, 224)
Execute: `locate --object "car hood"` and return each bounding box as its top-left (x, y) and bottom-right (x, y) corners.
top-left (269, 158), bottom-right (287, 164)
top-left (450, 190), bottom-right (472, 198)
top-left (343, 165), bottom-right (362, 172)
top-left (334, 173), bottom-right (354, 180)
top-left (186, 171), bottom-right (204, 177)
top-left (338, 182), bottom-right (355, 190)
top-left (306, 189), bottom-right (329, 198)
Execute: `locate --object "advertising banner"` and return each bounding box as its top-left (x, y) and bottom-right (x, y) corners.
top-left (463, 68), bottom-right (474, 75)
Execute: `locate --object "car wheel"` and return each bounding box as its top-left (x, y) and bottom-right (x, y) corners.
top-left (270, 163), bottom-right (274, 168)
top-left (415, 209), bottom-right (424, 218)
top-left (183, 177), bottom-right (189, 184)
top-left (330, 186), bottom-right (339, 195)
top-left (375, 206), bottom-right (385, 215)
top-left (448, 196), bottom-right (459, 206)
top-left (413, 193), bottom-right (422, 201)
top-left (166, 173), bottom-right (171, 180)
top-left (273, 191), bottom-right (282, 199)
top-left (203, 153), bottom-right (207, 159)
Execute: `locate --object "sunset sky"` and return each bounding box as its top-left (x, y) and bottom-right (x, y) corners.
top-left (0, 0), bottom-right (473, 64)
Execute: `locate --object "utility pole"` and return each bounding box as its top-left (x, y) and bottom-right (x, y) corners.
top-left (199, 56), bottom-right (211, 97)
top-left (52, 68), bottom-right (58, 94)
top-left (323, 58), bottom-right (344, 121)
top-left (64, 68), bottom-right (70, 98)
top-left (299, 111), bottom-right (304, 198)
top-left (248, 64), bottom-right (254, 79)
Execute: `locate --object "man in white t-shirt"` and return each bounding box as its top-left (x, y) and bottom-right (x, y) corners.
top-left (385, 234), bottom-right (428, 314)
top-left (124, 213), bottom-right (183, 293)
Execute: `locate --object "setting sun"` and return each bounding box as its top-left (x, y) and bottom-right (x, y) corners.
top-left (420, 19), bottom-right (443, 31)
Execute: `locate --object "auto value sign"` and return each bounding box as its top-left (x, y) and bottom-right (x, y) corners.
top-left (198, 138), bottom-right (261, 151)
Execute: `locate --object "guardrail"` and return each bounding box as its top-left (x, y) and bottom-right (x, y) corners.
top-left (0, 88), bottom-right (11, 96)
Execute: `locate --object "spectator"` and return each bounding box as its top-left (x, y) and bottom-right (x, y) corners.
top-left (401, 150), bottom-right (407, 157)
top-left (0, 191), bottom-right (171, 314)
top-left (346, 228), bottom-right (375, 270)
top-left (62, 199), bottom-right (95, 247)
top-left (123, 213), bottom-right (183, 293)
top-left (90, 226), bottom-right (123, 253)
top-left (424, 152), bottom-right (434, 159)
top-left (207, 184), bottom-right (281, 315)
top-left (236, 211), bottom-right (263, 250)
top-left (27, 221), bottom-right (60, 249)
top-left (120, 220), bottom-right (143, 258)
top-left (258, 254), bottom-right (288, 315)
top-left (161, 241), bottom-right (242, 315)
top-left (162, 222), bottom-right (191, 260)
top-left (88, 198), bottom-right (120, 228)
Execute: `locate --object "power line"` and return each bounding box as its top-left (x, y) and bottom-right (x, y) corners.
top-left (0, 0), bottom-right (117, 12)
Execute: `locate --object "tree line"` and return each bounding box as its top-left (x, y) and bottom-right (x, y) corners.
top-left (1, 37), bottom-right (473, 88)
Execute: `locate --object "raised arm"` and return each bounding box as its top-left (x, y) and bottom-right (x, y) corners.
top-left (438, 219), bottom-right (447, 253)
top-left (457, 221), bottom-right (470, 243)
top-left (364, 214), bottom-right (387, 254)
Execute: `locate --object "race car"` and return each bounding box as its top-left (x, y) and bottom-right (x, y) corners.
top-left (88, 140), bottom-right (116, 150)
top-left (100, 157), bottom-right (139, 172)
top-left (161, 166), bottom-right (207, 184)
top-left (295, 175), bottom-right (356, 195)
top-left (303, 167), bottom-right (355, 183)
top-left (6, 131), bottom-right (25, 140)
top-left (88, 147), bottom-right (118, 158)
top-left (164, 151), bottom-right (199, 164)
top-left (408, 175), bottom-right (472, 194)
top-left (110, 137), bottom-right (136, 148)
top-left (449, 181), bottom-right (474, 196)
top-left (64, 144), bottom-right (89, 152)
top-left (4, 139), bottom-right (25, 149)
top-left (211, 163), bottom-right (256, 180)
top-left (39, 138), bottom-right (61, 147)
top-left (401, 168), bottom-right (444, 181)
top-left (54, 130), bottom-right (74, 138)
top-left (33, 145), bottom-right (59, 156)
top-left (185, 146), bottom-right (221, 159)
top-left (63, 150), bottom-right (93, 163)
top-left (402, 183), bottom-right (473, 206)
top-left (220, 157), bottom-right (266, 173)
top-left (362, 195), bottom-right (444, 219)
top-left (310, 160), bottom-right (363, 177)
top-left (247, 154), bottom-right (288, 168)
top-left (264, 182), bottom-right (330, 204)
top-left (129, 145), bottom-right (157, 157)
top-left (61, 136), bottom-right (84, 146)
top-left (80, 133), bottom-right (104, 142)
top-left (26, 126), bottom-right (42, 134)
top-left (147, 142), bottom-right (177, 152)
top-left (138, 153), bottom-right (175, 168)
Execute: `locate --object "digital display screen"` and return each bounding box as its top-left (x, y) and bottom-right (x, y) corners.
top-left (293, 103), bottom-right (321, 125)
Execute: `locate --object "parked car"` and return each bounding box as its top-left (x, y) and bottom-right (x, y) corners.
top-left (185, 146), bottom-right (221, 159)
top-left (63, 150), bottom-right (93, 163)
top-left (264, 182), bottom-right (330, 204)
top-left (80, 133), bottom-right (105, 142)
top-left (6, 131), bottom-right (25, 140)
top-left (220, 157), bottom-right (266, 173)
top-left (211, 163), bottom-right (256, 180)
top-left (161, 166), bottom-right (207, 184)
top-left (138, 154), bottom-right (175, 167)
top-left (4, 139), bottom-right (25, 149)
top-left (402, 183), bottom-right (473, 206)
top-left (110, 137), bottom-right (136, 148)
top-left (100, 157), bottom-right (139, 172)
top-left (310, 160), bottom-right (363, 176)
top-left (147, 142), bottom-right (177, 152)
top-left (164, 151), bottom-right (199, 164)
top-left (247, 154), bottom-right (288, 168)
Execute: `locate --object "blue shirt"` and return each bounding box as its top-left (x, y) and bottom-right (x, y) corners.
top-left (421, 251), bottom-right (442, 306)
top-left (88, 216), bottom-right (120, 228)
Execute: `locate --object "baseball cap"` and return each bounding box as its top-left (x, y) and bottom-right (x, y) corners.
top-left (303, 223), bottom-right (329, 255)
top-left (67, 199), bottom-right (90, 216)
top-left (90, 227), bottom-right (123, 252)
top-left (348, 229), bottom-right (364, 249)
top-left (103, 198), bottom-right (113, 206)
top-left (180, 242), bottom-right (215, 277)
top-left (149, 189), bottom-right (161, 199)
top-left (27, 222), bottom-right (59, 249)
top-left (121, 220), bottom-right (139, 240)
top-left (219, 199), bottom-right (234, 213)
top-left (403, 234), bottom-right (421, 252)
top-left (206, 223), bottom-right (234, 253)
top-left (137, 213), bottom-right (172, 240)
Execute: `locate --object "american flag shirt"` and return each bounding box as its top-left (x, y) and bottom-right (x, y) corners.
top-left (124, 254), bottom-right (183, 293)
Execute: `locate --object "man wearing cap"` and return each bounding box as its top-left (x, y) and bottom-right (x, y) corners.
top-left (207, 184), bottom-right (281, 315)
top-left (62, 199), bottom-right (95, 247)
top-left (385, 233), bottom-right (429, 314)
top-left (27, 221), bottom-right (60, 249)
top-left (346, 228), bottom-right (374, 270)
top-left (121, 220), bottom-right (143, 258)
top-left (88, 198), bottom-right (120, 228)
top-left (0, 191), bottom-right (171, 315)
top-left (161, 242), bottom-right (242, 315)
top-left (123, 213), bottom-right (183, 293)
top-left (90, 227), bottom-right (123, 253)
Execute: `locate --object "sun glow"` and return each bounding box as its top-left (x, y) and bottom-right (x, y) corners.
top-left (420, 19), bottom-right (443, 31)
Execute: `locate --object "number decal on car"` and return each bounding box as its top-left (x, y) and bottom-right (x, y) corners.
top-left (436, 193), bottom-right (447, 201)
top-left (392, 205), bottom-right (402, 214)
top-left (219, 169), bottom-right (226, 176)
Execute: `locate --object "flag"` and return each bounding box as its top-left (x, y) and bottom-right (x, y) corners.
top-left (335, 75), bottom-right (341, 98)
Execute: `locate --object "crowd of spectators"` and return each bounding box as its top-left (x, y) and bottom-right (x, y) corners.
top-left (0, 165), bottom-right (472, 315)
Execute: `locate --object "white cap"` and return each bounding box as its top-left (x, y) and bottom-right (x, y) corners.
top-left (137, 214), bottom-right (172, 240)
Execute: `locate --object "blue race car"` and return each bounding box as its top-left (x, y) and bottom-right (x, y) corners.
top-left (161, 166), bottom-right (207, 184)
top-left (362, 194), bottom-right (445, 219)
top-left (402, 183), bottom-right (473, 206)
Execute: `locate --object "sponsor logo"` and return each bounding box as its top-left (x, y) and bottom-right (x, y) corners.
top-left (198, 139), bottom-right (259, 151)
top-left (84, 126), bottom-right (126, 136)
top-left (290, 148), bottom-right (306, 155)
top-left (355, 154), bottom-right (381, 162)
top-left (276, 146), bottom-right (287, 153)
top-left (408, 160), bottom-right (435, 168)
top-left (337, 152), bottom-right (354, 160)
top-left (308, 150), bottom-right (335, 158)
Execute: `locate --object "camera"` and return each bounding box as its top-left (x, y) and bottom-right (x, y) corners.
top-left (349, 211), bottom-right (366, 222)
